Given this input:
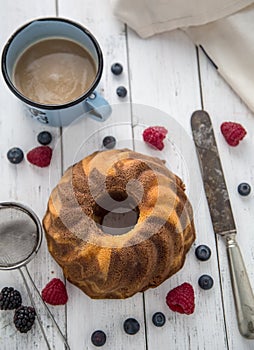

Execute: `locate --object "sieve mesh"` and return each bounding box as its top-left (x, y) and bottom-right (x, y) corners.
top-left (0, 202), bottom-right (69, 349)
top-left (0, 204), bottom-right (41, 269)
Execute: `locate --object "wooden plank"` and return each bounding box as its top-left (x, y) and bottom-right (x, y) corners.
top-left (198, 47), bottom-right (254, 350)
top-left (58, 1), bottom-right (146, 349)
top-left (0, 1), bottom-right (68, 350)
top-left (128, 29), bottom-right (228, 349)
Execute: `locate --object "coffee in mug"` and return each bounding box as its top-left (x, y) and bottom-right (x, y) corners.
top-left (2, 18), bottom-right (111, 126)
top-left (13, 37), bottom-right (97, 105)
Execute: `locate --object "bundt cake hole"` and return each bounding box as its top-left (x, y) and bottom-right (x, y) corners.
top-left (93, 191), bottom-right (140, 235)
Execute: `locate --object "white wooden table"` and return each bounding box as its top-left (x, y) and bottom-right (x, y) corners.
top-left (1, 1), bottom-right (254, 349)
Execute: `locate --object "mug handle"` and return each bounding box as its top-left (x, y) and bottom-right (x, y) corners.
top-left (85, 91), bottom-right (112, 121)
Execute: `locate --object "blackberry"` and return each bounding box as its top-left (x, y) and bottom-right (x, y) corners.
top-left (37, 131), bottom-right (52, 145)
top-left (123, 318), bottom-right (140, 335)
top-left (102, 136), bottom-right (116, 149)
top-left (111, 63), bottom-right (123, 75)
top-left (0, 287), bottom-right (22, 310)
top-left (91, 330), bottom-right (107, 347)
top-left (14, 306), bottom-right (36, 333)
top-left (7, 147), bottom-right (24, 164)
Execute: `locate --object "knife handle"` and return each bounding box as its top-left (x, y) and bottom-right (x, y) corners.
top-left (226, 234), bottom-right (254, 338)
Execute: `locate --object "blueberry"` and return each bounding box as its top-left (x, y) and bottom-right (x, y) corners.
top-left (123, 318), bottom-right (140, 335)
top-left (195, 245), bottom-right (211, 261)
top-left (37, 131), bottom-right (52, 145)
top-left (198, 274), bottom-right (214, 290)
top-left (91, 330), bottom-right (106, 347)
top-left (7, 147), bottom-right (24, 164)
top-left (152, 312), bottom-right (166, 327)
top-left (116, 86), bottom-right (127, 98)
top-left (102, 136), bottom-right (116, 149)
top-left (238, 182), bottom-right (251, 196)
top-left (111, 63), bottom-right (123, 75)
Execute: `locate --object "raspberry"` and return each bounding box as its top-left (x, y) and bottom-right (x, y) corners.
top-left (27, 146), bottom-right (52, 167)
top-left (41, 278), bottom-right (68, 305)
top-left (166, 282), bottom-right (195, 315)
top-left (220, 121), bottom-right (246, 146)
top-left (143, 126), bottom-right (168, 150)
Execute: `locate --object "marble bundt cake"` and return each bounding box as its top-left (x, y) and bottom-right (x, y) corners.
top-left (43, 149), bottom-right (195, 299)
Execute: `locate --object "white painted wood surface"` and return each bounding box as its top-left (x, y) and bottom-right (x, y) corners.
top-left (0, 0), bottom-right (253, 349)
top-left (198, 47), bottom-right (254, 350)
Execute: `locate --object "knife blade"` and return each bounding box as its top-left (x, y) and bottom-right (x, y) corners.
top-left (191, 110), bottom-right (254, 339)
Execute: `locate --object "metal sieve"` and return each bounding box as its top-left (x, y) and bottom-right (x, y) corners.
top-left (0, 202), bottom-right (70, 350)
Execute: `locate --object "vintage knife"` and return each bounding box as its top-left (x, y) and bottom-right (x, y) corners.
top-left (191, 110), bottom-right (254, 339)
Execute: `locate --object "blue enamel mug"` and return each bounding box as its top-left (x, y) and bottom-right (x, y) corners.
top-left (1, 18), bottom-right (111, 126)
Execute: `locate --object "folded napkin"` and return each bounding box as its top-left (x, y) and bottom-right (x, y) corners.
top-left (186, 4), bottom-right (254, 113)
top-left (112, 0), bottom-right (254, 113)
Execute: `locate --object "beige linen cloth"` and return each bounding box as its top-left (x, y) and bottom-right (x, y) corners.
top-left (111, 0), bottom-right (254, 112)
